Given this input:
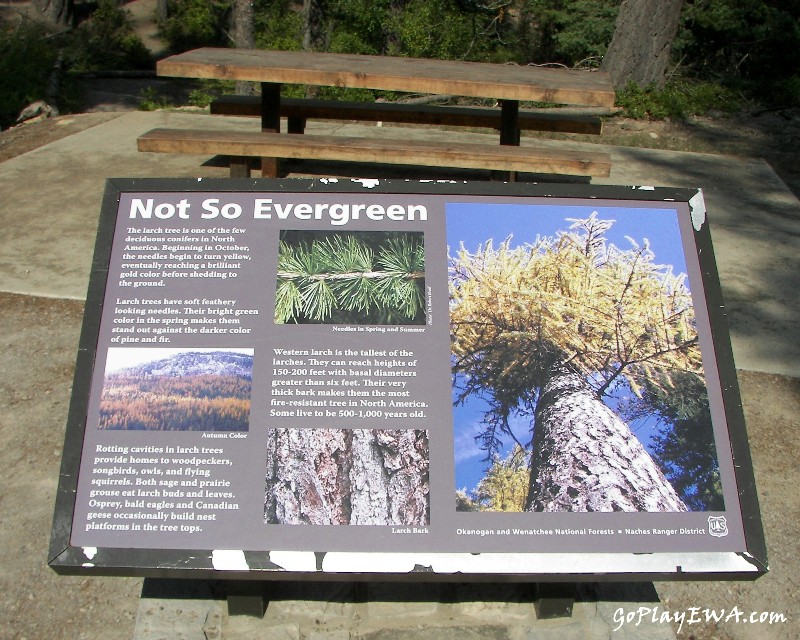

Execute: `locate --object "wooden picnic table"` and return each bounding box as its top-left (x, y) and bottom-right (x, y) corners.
top-left (158, 48), bottom-right (615, 105)
top-left (146, 48), bottom-right (616, 179)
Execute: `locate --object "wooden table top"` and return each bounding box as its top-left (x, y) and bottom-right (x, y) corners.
top-left (157, 48), bottom-right (616, 108)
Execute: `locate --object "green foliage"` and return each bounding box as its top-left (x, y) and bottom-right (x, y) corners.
top-left (522, 0), bottom-right (617, 66)
top-left (138, 86), bottom-right (173, 111)
top-left (389, 0), bottom-right (476, 59)
top-left (328, 30), bottom-right (381, 56)
top-left (275, 232), bottom-right (426, 325)
top-left (325, 0), bottom-right (521, 62)
top-left (69, 0), bottom-right (153, 71)
top-left (0, 21), bottom-right (58, 129)
top-left (253, 0), bottom-right (303, 51)
top-left (160, 0), bottom-right (230, 52)
top-left (616, 79), bottom-right (741, 120)
top-left (66, 0), bottom-right (152, 71)
top-left (675, 0), bottom-right (800, 106)
top-left (185, 79), bottom-right (236, 107)
top-left (0, 1), bottom-right (151, 128)
top-left (327, 0), bottom-right (390, 55)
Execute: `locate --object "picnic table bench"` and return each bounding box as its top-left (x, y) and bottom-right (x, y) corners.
top-left (137, 48), bottom-right (615, 180)
top-left (209, 96), bottom-right (605, 136)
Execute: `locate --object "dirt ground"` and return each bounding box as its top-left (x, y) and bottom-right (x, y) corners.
top-left (0, 293), bottom-right (143, 640)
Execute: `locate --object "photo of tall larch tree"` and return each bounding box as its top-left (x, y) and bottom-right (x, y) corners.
top-left (450, 207), bottom-right (723, 513)
top-left (274, 231), bottom-right (426, 325)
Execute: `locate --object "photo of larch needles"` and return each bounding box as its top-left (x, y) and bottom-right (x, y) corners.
top-left (274, 231), bottom-right (426, 325)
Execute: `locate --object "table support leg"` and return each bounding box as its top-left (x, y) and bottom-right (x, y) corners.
top-left (229, 157), bottom-right (250, 178)
top-left (226, 581), bottom-right (269, 617)
top-left (287, 117), bottom-right (306, 134)
top-left (499, 99), bottom-right (521, 146)
top-left (534, 582), bottom-right (575, 619)
top-left (260, 82), bottom-right (282, 178)
top-left (496, 99), bottom-right (521, 182)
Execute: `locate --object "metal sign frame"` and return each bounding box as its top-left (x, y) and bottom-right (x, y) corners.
top-left (49, 178), bottom-right (766, 581)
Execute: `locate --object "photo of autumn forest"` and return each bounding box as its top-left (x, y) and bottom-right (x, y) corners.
top-left (274, 230), bottom-right (426, 325)
top-left (98, 348), bottom-right (253, 431)
top-left (448, 204), bottom-right (724, 514)
top-left (264, 428), bottom-right (430, 526)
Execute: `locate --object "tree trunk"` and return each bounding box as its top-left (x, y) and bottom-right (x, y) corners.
top-left (301, 0), bottom-right (326, 98)
top-left (32, 0), bottom-right (74, 26)
top-left (525, 366), bottom-right (687, 512)
top-left (384, 0), bottom-right (406, 55)
top-left (231, 0), bottom-right (256, 96)
top-left (601, 0), bottom-right (685, 89)
top-left (265, 429), bottom-right (429, 525)
top-left (302, 0), bottom-right (326, 52)
top-left (156, 0), bottom-right (168, 23)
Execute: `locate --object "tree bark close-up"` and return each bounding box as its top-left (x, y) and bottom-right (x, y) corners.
top-left (265, 428), bottom-right (429, 526)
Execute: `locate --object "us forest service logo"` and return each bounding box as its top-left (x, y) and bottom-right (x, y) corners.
top-left (708, 515), bottom-right (729, 537)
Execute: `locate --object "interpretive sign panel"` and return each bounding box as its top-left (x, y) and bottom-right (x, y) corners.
top-left (50, 178), bottom-right (766, 580)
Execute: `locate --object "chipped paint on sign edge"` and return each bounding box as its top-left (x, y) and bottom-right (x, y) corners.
top-left (269, 551), bottom-right (318, 572)
top-left (211, 549), bottom-right (249, 571)
top-left (689, 190), bottom-right (707, 231)
top-left (320, 551), bottom-right (759, 574)
top-left (352, 178), bottom-right (379, 189)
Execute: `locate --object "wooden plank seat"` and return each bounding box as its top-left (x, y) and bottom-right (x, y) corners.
top-left (136, 128), bottom-right (612, 178)
top-left (210, 95), bottom-right (604, 136)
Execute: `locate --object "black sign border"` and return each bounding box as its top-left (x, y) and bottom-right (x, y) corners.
top-left (48, 177), bottom-right (767, 581)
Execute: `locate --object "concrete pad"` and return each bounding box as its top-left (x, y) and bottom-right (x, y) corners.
top-left (1, 110), bottom-right (797, 377)
top-left (0, 112), bottom-right (254, 301)
top-left (3, 111), bottom-right (795, 639)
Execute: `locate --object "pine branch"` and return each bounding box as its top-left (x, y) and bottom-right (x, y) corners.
top-left (276, 270), bottom-right (425, 280)
top-left (275, 233), bottom-right (425, 324)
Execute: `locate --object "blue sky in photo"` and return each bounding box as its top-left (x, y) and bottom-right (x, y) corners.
top-left (445, 201), bottom-right (687, 493)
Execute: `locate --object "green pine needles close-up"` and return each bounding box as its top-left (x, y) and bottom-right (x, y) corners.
top-left (274, 231), bottom-right (426, 325)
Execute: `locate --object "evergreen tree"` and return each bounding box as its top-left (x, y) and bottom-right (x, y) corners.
top-left (451, 213), bottom-right (703, 512)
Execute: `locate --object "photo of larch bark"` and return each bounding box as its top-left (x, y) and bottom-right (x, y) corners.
top-left (274, 230), bottom-right (426, 325)
top-left (264, 428), bottom-right (429, 525)
top-left (98, 349), bottom-right (253, 431)
top-left (450, 208), bottom-right (724, 513)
